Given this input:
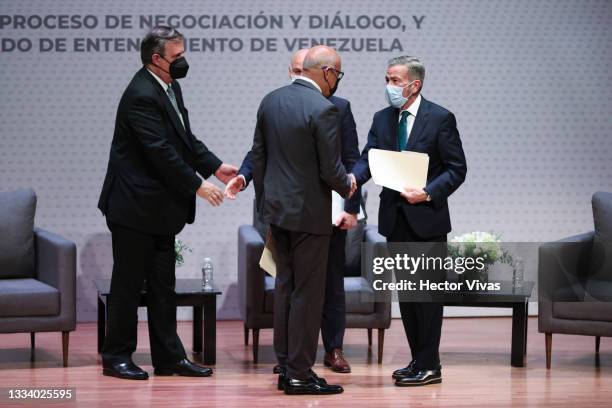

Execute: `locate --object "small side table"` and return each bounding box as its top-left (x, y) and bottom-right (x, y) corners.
top-left (95, 279), bottom-right (221, 365)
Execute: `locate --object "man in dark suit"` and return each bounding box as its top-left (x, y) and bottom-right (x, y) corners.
top-left (225, 48), bottom-right (361, 373)
top-left (97, 26), bottom-right (237, 380)
top-left (249, 45), bottom-right (356, 395)
top-left (352, 56), bottom-right (467, 386)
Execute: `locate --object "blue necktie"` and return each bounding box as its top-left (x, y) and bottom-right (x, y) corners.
top-left (398, 111), bottom-right (410, 151)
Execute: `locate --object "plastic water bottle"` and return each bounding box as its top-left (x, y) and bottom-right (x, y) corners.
top-left (202, 257), bottom-right (214, 290)
top-left (513, 257), bottom-right (524, 289)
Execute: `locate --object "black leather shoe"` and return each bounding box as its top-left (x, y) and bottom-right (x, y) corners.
top-left (392, 361), bottom-right (442, 379)
top-left (283, 375), bottom-right (343, 395)
top-left (395, 368), bottom-right (442, 387)
top-left (102, 360), bottom-right (149, 380)
top-left (392, 360), bottom-right (417, 379)
top-left (278, 368), bottom-right (327, 391)
top-left (154, 359), bottom-right (213, 377)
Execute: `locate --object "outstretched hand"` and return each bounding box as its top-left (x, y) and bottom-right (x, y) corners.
top-left (225, 176), bottom-right (246, 200)
top-left (197, 180), bottom-right (224, 207)
top-left (215, 163), bottom-right (239, 185)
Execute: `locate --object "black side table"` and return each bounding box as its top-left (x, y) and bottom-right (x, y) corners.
top-left (443, 280), bottom-right (535, 367)
top-left (95, 279), bottom-right (221, 365)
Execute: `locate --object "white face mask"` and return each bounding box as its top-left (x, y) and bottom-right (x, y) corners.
top-left (385, 80), bottom-right (415, 108)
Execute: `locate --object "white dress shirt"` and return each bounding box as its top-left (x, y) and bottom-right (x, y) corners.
top-left (146, 68), bottom-right (185, 127)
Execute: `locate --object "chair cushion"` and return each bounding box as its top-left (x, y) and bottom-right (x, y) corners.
top-left (263, 276), bottom-right (376, 315)
top-left (553, 301), bottom-right (612, 322)
top-left (0, 278), bottom-right (60, 317)
top-left (345, 277), bottom-right (375, 314)
top-left (0, 189), bottom-right (36, 279)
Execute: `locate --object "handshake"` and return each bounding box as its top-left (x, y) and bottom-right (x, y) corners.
top-left (224, 172), bottom-right (358, 200)
top-left (196, 163), bottom-right (239, 206)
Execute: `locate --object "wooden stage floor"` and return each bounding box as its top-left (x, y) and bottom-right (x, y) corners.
top-left (0, 317), bottom-right (609, 407)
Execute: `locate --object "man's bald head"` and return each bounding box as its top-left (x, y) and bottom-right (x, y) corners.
top-left (289, 48), bottom-right (309, 78)
top-left (302, 45), bottom-right (342, 97)
top-left (303, 45), bottom-right (340, 72)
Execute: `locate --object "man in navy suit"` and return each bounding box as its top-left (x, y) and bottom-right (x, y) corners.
top-left (225, 48), bottom-right (362, 374)
top-left (352, 56), bottom-right (467, 386)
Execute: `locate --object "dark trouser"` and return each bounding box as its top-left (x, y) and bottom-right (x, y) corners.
top-left (101, 220), bottom-right (186, 368)
top-left (271, 224), bottom-right (330, 380)
top-left (387, 208), bottom-right (446, 370)
top-left (321, 227), bottom-right (347, 353)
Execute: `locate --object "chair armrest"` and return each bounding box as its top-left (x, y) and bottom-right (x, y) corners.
top-left (538, 231), bottom-right (594, 302)
top-left (237, 225), bottom-right (266, 323)
top-left (34, 227), bottom-right (77, 329)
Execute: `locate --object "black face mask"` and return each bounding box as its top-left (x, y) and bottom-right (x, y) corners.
top-left (157, 55), bottom-right (189, 79)
top-left (323, 69), bottom-right (341, 97)
top-left (329, 77), bottom-right (340, 97)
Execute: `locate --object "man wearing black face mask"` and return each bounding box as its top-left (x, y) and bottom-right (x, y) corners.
top-left (225, 48), bottom-right (363, 374)
top-left (98, 26), bottom-right (238, 380)
top-left (248, 45), bottom-right (356, 395)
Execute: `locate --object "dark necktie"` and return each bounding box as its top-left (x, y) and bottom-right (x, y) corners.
top-left (166, 85), bottom-right (185, 129)
top-left (398, 110), bottom-right (410, 151)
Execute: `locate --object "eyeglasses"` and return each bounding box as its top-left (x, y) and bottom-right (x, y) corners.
top-left (322, 66), bottom-right (344, 81)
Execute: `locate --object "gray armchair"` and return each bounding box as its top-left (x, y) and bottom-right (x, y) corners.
top-left (238, 199), bottom-right (391, 364)
top-left (0, 189), bottom-right (76, 367)
top-left (538, 191), bottom-right (612, 369)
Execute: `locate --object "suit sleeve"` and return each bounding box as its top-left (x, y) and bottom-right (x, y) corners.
top-left (314, 105), bottom-right (351, 198)
top-left (339, 101), bottom-right (362, 214)
top-left (189, 137), bottom-right (223, 179)
top-left (238, 150), bottom-right (254, 186)
top-left (425, 112), bottom-right (467, 205)
top-left (127, 95), bottom-right (202, 196)
top-left (251, 103), bottom-right (266, 210)
top-left (351, 113), bottom-right (379, 187)
top-left (172, 82), bottom-right (223, 179)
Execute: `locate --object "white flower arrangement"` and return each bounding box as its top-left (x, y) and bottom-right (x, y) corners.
top-left (449, 231), bottom-right (512, 266)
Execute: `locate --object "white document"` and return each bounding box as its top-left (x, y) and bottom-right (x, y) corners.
top-left (369, 149), bottom-right (429, 192)
top-left (259, 245), bottom-right (276, 277)
top-left (259, 233), bottom-right (276, 277)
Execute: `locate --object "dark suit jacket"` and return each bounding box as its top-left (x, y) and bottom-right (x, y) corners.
top-left (352, 96), bottom-right (467, 239)
top-left (251, 79), bottom-right (352, 235)
top-left (238, 94), bottom-right (361, 214)
top-left (98, 67), bottom-right (222, 236)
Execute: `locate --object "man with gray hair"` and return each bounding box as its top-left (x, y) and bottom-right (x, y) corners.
top-left (251, 45), bottom-right (356, 395)
top-left (98, 26), bottom-right (237, 380)
top-left (352, 56), bottom-right (467, 386)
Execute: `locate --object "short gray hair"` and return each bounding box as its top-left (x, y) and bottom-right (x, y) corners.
top-left (388, 56), bottom-right (425, 89)
top-left (140, 26), bottom-right (184, 65)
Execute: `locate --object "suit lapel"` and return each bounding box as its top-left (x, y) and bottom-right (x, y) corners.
top-left (405, 97), bottom-right (430, 151)
top-left (142, 69), bottom-right (193, 151)
top-left (387, 108), bottom-right (400, 151)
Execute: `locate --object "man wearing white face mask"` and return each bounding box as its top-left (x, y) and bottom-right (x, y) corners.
top-left (352, 56), bottom-right (467, 386)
